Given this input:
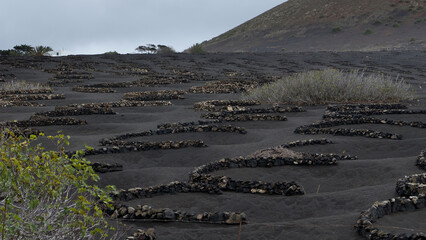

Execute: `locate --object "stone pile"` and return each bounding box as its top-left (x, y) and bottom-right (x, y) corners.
top-left (83, 140), bottom-right (207, 156)
top-left (127, 228), bottom-right (156, 240)
top-left (35, 105), bottom-right (116, 117)
top-left (202, 113), bottom-right (288, 122)
top-left (189, 80), bottom-right (258, 94)
top-left (104, 203), bottom-right (247, 225)
top-left (72, 86), bottom-right (116, 93)
top-left (122, 90), bottom-right (187, 101)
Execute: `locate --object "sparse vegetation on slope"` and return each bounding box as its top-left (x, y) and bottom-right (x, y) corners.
top-left (186, 43), bottom-right (205, 54)
top-left (243, 69), bottom-right (414, 105)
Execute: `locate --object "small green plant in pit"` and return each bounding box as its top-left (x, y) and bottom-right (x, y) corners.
top-left (414, 18), bottom-right (423, 24)
top-left (0, 129), bottom-right (121, 239)
top-left (410, 38), bottom-right (416, 42)
top-left (373, 20), bottom-right (382, 25)
top-left (187, 43), bottom-right (205, 54)
top-left (364, 29), bottom-right (373, 35)
top-left (243, 69), bottom-right (414, 105)
top-left (331, 27), bottom-right (342, 33)
top-left (393, 23), bottom-right (401, 27)
top-left (0, 80), bottom-right (51, 92)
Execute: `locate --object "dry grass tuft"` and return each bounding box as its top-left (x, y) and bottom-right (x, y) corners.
top-left (243, 69), bottom-right (414, 105)
top-left (0, 80), bottom-right (51, 92)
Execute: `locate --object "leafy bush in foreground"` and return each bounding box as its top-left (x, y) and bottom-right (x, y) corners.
top-left (0, 129), bottom-right (120, 239)
top-left (243, 69), bottom-right (414, 105)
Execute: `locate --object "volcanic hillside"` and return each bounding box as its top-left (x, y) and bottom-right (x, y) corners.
top-left (201, 0), bottom-right (426, 52)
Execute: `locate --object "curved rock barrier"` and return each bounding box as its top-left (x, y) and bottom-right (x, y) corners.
top-left (295, 125), bottom-right (402, 140)
top-left (189, 80), bottom-right (258, 94)
top-left (127, 228), bottom-right (156, 240)
top-left (194, 100), bottom-right (260, 111)
top-left (48, 79), bottom-right (84, 86)
top-left (63, 100), bottom-right (172, 108)
top-left (297, 103), bottom-right (425, 140)
top-left (100, 121), bottom-right (245, 145)
top-left (83, 140), bottom-right (207, 156)
top-left (1, 94), bottom-right (65, 101)
top-left (35, 105), bottom-right (116, 117)
top-left (280, 138), bottom-right (333, 148)
top-left (0, 89), bottom-right (53, 95)
top-left (156, 120), bottom-right (222, 129)
top-left (113, 177), bottom-right (303, 202)
top-left (355, 148), bottom-right (426, 239)
top-left (122, 90), bottom-right (187, 101)
top-left (322, 115), bottom-right (425, 129)
top-left (104, 202), bottom-right (248, 225)
top-left (201, 113), bottom-right (287, 122)
top-left (327, 103), bottom-right (408, 112)
top-left (90, 162), bottom-right (123, 173)
top-left (0, 100), bottom-right (44, 108)
top-left (72, 86), bottom-right (116, 93)
top-left (190, 154), bottom-right (357, 178)
top-left (1, 126), bottom-right (43, 138)
top-left (191, 175), bottom-right (304, 196)
top-left (395, 173), bottom-right (426, 197)
top-left (417, 148), bottom-right (426, 170)
top-left (1, 116), bottom-right (86, 128)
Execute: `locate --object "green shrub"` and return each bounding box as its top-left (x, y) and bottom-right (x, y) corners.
top-left (0, 129), bottom-right (121, 239)
top-left (243, 69), bottom-right (414, 105)
top-left (104, 51), bottom-right (119, 55)
top-left (364, 29), bottom-right (373, 35)
top-left (331, 27), bottom-right (342, 33)
top-left (373, 20), bottom-right (382, 25)
top-left (187, 43), bottom-right (205, 54)
top-left (393, 23), bottom-right (401, 27)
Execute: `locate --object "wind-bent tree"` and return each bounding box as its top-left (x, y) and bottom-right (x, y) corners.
top-left (12, 44), bottom-right (34, 55)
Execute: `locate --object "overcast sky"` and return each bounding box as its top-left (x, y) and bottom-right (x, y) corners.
top-left (0, 0), bottom-right (285, 55)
